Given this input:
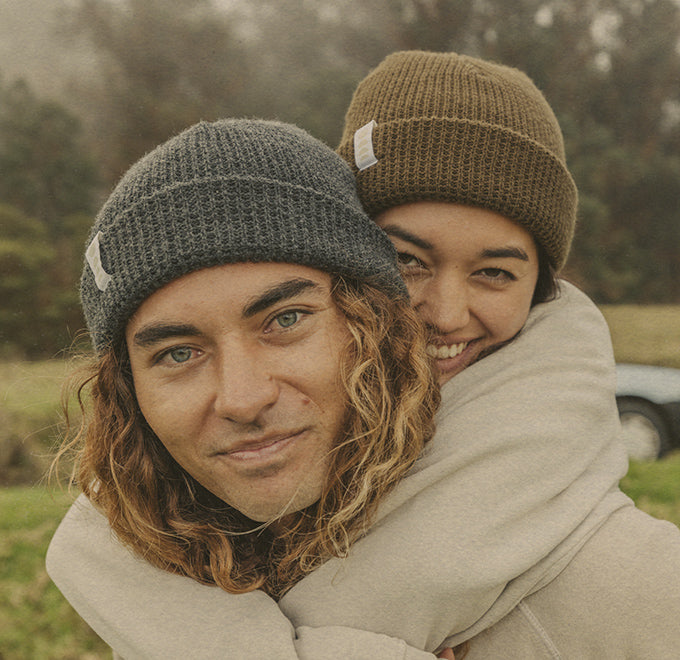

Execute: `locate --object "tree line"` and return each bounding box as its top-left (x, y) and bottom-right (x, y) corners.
top-left (2, 0), bottom-right (679, 358)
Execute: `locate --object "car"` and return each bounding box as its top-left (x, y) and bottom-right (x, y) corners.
top-left (616, 363), bottom-right (680, 461)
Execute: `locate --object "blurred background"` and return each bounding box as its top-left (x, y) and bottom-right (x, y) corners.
top-left (0, 1), bottom-right (679, 657)
top-left (1, 0), bottom-right (680, 363)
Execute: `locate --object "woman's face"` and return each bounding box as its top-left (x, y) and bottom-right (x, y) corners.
top-left (375, 202), bottom-right (539, 385)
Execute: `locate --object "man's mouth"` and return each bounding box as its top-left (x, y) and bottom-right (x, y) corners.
top-left (215, 430), bottom-right (305, 460)
top-left (426, 341), bottom-right (469, 359)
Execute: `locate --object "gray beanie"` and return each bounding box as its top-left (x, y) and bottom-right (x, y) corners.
top-left (81, 119), bottom-right (406, 352)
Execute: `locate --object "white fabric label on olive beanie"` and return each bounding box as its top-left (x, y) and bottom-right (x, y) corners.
top-left (354, 120), bottom-right (378, 171)
top-left (86, 232), bottom-right (112, 292)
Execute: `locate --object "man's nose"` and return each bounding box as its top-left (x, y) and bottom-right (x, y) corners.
top-left (212, 350), bottom-right (280, 425)
top-left (414, 276), bottom-right (471, 333)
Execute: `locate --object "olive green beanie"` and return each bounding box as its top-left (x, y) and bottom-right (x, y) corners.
top-left (81, 119), bottom-right (407, 353)
top-left (337, 50), bottom-right (578, 270)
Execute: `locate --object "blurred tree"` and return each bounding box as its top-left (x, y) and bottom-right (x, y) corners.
top-left (0, 78), bottom-right (96, 357)
top-left (0, 79), bottom-right (96, 237)
top-left (64, 0), bottom-right (258, 183)
top-left (0, 204), bottom-right (57, 358)
top-left (531, 0), bottom-right (680, 302)
top-left (52, 0), bottom-right (680, 304)
top-left (225, 0), bottom-right (377, 146)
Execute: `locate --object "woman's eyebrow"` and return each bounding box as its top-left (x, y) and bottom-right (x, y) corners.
top-left (380, 225), bottom-right (434, 251)
top-left (132, 323), bottom-right (201, 348)
top-left (480, 246), bottom-right (530, 261)
top-left (242, 278), bottom-right (321, 318)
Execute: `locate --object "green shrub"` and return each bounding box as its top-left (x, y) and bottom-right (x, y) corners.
top-left (621, 452), bottom-right (680, 526)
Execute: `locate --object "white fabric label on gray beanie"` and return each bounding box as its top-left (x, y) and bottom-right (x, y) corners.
top-left (86, 232), bottom-right (112, 292)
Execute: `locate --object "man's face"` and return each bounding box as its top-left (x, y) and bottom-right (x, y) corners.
top-left (376, 201), bottom-right (539, 385)
top-left (125, 262), bottom-right (349, 522)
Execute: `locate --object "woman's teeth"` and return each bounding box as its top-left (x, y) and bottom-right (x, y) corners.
top-left (426, 342), bottom-right (468, 359)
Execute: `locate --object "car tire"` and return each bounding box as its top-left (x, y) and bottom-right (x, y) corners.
top-left (616, 397), bottom-right (672, 461)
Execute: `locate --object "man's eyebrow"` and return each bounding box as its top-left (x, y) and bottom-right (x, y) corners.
top-left (480, 246), bottom-right (530, 261)
top-left (132, 323), bottom-right (201, 348)
top-left (380, 225), bottom-right (434, 251)
top-left (243, 278), bottom-right (321, 318)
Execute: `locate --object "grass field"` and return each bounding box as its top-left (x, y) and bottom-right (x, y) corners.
top-left (0, 359), bottom-right (76, 486)
top-left (0, 487), bottom-right (109, 659)
top-left (1, 303), bottom-right (679, 657)
top-left (1, 455), bottom-right (678, 659)
top-left (599, 304), bottom-right (680, 368)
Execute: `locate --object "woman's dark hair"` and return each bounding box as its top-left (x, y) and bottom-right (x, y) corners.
top-left (532, 243), bottom-right (559, 306)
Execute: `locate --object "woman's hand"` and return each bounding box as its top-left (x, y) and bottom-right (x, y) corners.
top-left (436, 648), bottom-right (455, 659)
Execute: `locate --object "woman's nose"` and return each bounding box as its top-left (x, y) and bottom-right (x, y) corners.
top-left (413, 276), bottom-right (471, 333)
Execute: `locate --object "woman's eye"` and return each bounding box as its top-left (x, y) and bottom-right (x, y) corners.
top-left (478, 268), bottom-right (516, 282)
top-left (275, 310), bottom-right (300, 328)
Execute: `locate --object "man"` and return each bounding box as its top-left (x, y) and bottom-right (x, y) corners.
top-left (48, 118), bottom-right (442, 658)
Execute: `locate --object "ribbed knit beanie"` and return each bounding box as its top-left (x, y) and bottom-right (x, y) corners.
top-left (337, 50), bottom-right (578, 270)
top-left (81, 119), bottom-right (407, 352)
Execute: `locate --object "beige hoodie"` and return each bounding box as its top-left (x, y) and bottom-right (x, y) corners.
top-left (48, 283), bottom-right (668, 659)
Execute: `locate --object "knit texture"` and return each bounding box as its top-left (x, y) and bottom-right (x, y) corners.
top-left (81, 119), bottom-right (406, 352)
top-left (337, 51), bottom-right (578, 270)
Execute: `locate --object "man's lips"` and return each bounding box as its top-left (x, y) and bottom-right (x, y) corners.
top-left (213, 430), bottom-right (305, 460)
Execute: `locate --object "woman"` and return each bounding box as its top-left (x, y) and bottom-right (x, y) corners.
top-left (48, 52), bottom-right (680, 658)
top-left (323, 50), bottom-right (680, 656)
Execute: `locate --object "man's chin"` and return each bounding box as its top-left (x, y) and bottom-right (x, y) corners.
top-left (233, 491), bottom-right (321, 526)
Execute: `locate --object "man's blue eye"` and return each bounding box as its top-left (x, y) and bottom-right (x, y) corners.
top-left (168, 347), bottom-right (193, 363)
top-left (276, 311), bottom-right (299, 328)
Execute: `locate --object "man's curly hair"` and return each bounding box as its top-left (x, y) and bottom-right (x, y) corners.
top-left (54, 275), bottom-right (439, 599)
